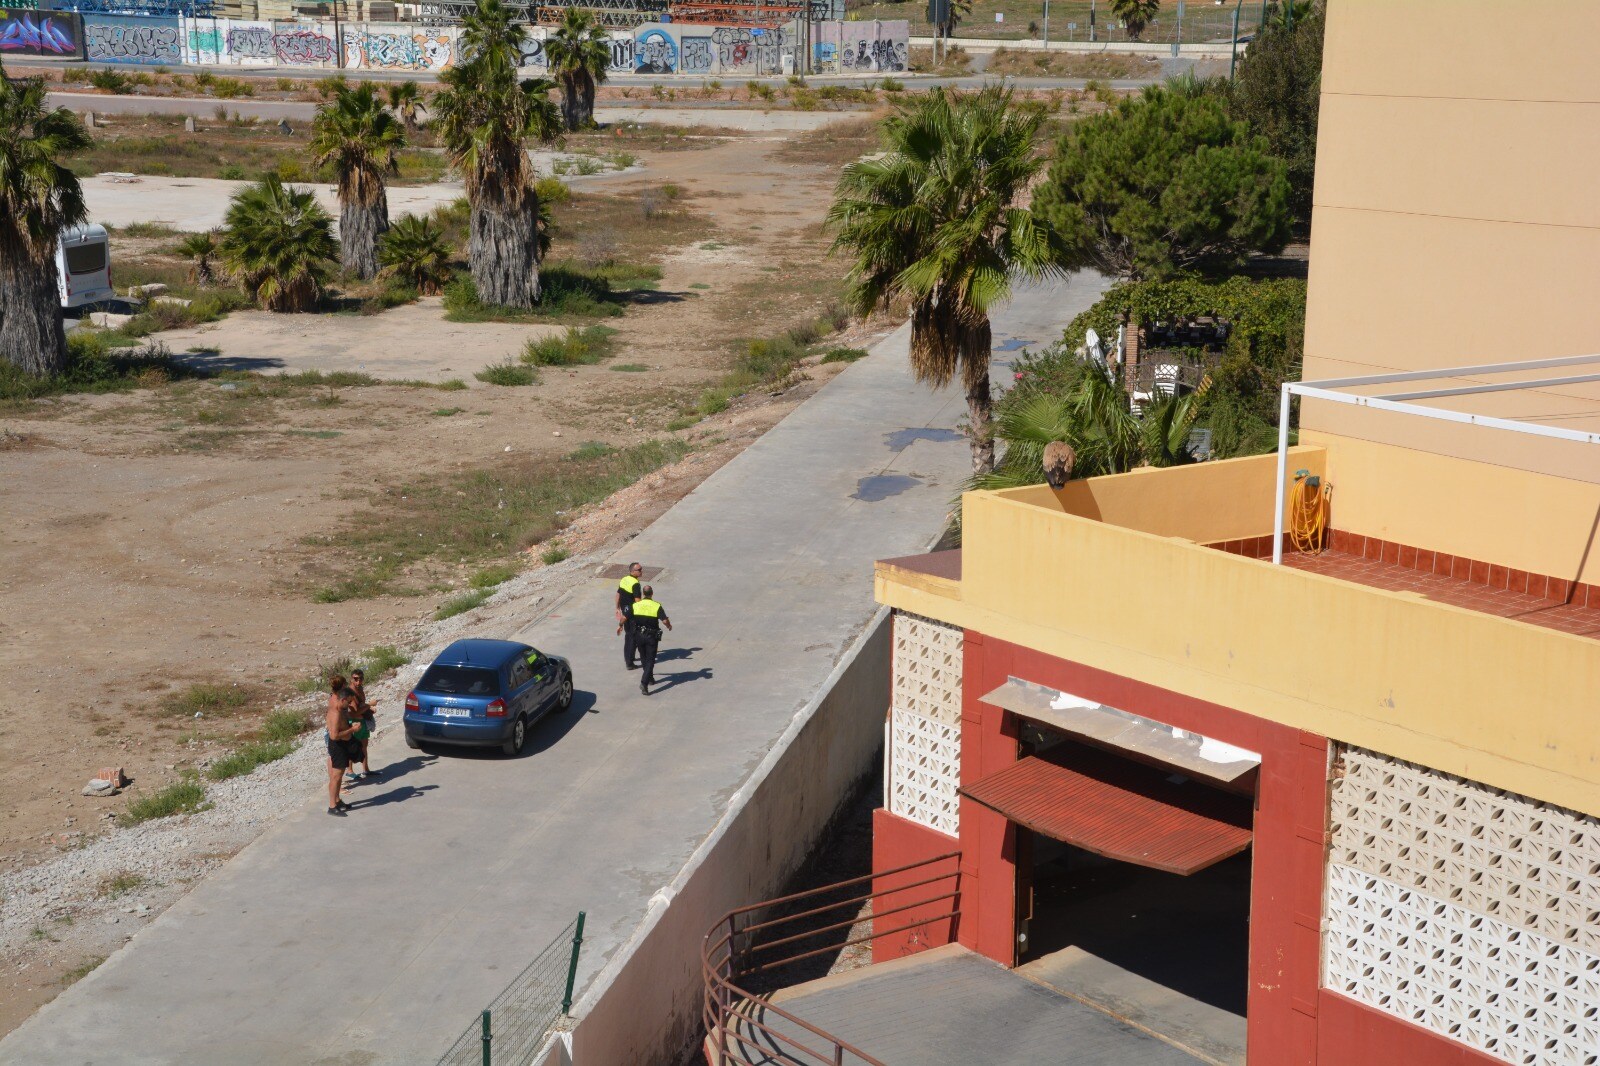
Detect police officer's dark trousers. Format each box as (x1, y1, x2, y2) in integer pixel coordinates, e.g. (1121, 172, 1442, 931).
(622, 622, 638, 669)
(638, 630, 660, 688)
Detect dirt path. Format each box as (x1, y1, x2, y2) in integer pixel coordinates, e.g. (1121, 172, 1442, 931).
(0, 117, 890, 1035)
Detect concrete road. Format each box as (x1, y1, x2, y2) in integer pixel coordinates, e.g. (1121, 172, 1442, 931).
(0, 273, 1108, 1065)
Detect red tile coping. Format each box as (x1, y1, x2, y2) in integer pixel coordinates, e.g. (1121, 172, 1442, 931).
(1205, 531, 1599, 608)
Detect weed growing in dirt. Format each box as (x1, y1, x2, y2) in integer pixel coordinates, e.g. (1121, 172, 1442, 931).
(207, 740, 293, 781)
(665, 415, 699, 431)
(821, 347, 868, 363)
(610, 364, 648, 373)
(470, 563, 519, 589)
(431, 407, 465, 417)
(361, 645, 410, 677)
(690, 309, 847, 416)
(305, 439, 690, 600)
(435, 588, 492, 620)
(436, 379, 468, 391)
(97, 872, 146, 899)
(0, 334, 190, 404)
(102, 291, 252, 346)
(159, 683, 252, 719)
(521, 325, 617, 367)
(263, 709, 312, 741)
(120, 780, 209, 825)
(475, 360, 540, 386)
(61, 956, 107, 986)
(540, 545, 570, 564)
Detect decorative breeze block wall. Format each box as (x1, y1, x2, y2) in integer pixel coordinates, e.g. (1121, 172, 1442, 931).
(888, 611, 963, 838)
(1323, 745, 1600, 1065)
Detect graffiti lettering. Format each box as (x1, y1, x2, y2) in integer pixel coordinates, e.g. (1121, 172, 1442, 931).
(518, 37, 546, 68)
(226, 24, 275, 60)
(274, 27, 334, 65)
(86, 22, 180, 64)
(347, 28, 452, 70)
(711, 25, 783, 72)
(606, 36, 634, 73)
(679, 35, 711, 74)
(1, 12, 77, 55)
(840, 37, 906, 73)
(187, 26, 222, 56)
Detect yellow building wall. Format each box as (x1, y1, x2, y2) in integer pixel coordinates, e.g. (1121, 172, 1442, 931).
(1303, 1, 1600, 484)
(1312, 432, 1600, 585)
(996, 447, 1324, 544)
(883, 491, 1600, 817)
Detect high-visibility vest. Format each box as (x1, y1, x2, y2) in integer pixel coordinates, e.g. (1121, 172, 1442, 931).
(631, 598, 663, 618)
(619, 575, 641, 596)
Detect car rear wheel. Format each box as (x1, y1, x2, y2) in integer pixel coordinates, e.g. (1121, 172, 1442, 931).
(405, 732, 421, 750)
(501, 715, 527, 757)
(557, 674, 574, 712)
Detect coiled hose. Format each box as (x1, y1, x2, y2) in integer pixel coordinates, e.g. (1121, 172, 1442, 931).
(1289, 472, 1328, 554)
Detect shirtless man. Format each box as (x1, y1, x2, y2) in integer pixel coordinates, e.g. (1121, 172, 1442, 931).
(325, 687, 358, 816)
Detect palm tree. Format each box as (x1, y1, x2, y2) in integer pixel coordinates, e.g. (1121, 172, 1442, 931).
(828, 87, 1065, 474)
(1111, 0, 1161, 41)
(0, 68, 90, 377)
(218, 176, 339, 312)
(310, 81, 404, 280)
(544, 8, 611, 133)
(175, 231, 220, 285)
(378, 214, 453, 295)
(385, 81, 426, 138)
(430, 0, 561, 309)
(973, 361, 1201, 492)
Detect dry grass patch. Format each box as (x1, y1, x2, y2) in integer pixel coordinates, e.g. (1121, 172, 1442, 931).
(986, 48, 1161, 80)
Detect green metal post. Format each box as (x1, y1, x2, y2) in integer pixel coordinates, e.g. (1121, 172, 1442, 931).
(562, 912, 587, 1016)
(480, 1009, 491, 1066)
(1229, 0, 1243, 79)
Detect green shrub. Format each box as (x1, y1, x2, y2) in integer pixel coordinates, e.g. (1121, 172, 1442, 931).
(470, 563, 519, 589)
(521, 325, 617, 366)
(821, 347, 868, 364)
(159, 682, 251, 718)
(89, 69, 132, 94)
(120, 780, 208, 825)
(360, 644, 410, 677)
(443, 266, 638, 323)
(475, 360, 539, 386)
(609, 363, 648, 373)
(540, 545, 570, 564)
(533, 176, 571, 205)
(207, 739, 294, 781)
(435, 588, 492, 620)
(262, 710, 311, 742)
(0, 334, 188, 401)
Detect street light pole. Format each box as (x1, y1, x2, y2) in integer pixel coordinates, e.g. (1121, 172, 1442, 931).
(1228, 0, 1243, 79)
(1042, 0, 1049, 49)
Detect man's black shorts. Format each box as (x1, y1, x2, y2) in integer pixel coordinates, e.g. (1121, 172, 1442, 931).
(326, 735, 357, 768)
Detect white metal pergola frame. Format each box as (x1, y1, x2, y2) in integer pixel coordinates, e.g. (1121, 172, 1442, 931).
(1272, 354, 1600, 564)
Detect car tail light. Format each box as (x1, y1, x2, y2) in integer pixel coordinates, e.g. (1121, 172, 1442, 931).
(405, 691, 419, 714)
(486, 698, 508, 718)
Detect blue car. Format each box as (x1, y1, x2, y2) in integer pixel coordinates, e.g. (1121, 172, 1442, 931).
(403, 638, 574, 756)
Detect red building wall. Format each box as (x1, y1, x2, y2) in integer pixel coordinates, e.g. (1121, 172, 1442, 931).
(872, 624, 1519, 1066)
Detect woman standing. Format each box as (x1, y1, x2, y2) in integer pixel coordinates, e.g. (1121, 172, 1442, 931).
(348, 669, 379, 782)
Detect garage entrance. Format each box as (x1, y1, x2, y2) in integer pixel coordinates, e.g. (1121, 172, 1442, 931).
(961, 700, 1257, 1065)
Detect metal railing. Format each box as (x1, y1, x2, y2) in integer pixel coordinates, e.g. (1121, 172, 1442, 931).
(437, 912, 586, 1066)
(702, 853, 961, 1066)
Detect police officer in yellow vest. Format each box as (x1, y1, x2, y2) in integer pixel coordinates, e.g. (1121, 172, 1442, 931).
(628, 586, 672, 695)
(616, 561, 644, 669)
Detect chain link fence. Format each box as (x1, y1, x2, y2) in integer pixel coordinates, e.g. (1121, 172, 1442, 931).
(864, 0, 1278, 47)
(437, 913, 586, 1066)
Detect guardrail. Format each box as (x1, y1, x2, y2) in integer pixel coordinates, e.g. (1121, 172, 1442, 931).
(701, 852, 961, 1066)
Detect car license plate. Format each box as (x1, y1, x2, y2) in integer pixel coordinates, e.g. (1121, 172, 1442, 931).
(435, 706, 471, 718)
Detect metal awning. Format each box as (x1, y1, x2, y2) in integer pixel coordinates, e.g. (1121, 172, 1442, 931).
(960, 746, 1254, 876)
(979, 678, 1261, 788)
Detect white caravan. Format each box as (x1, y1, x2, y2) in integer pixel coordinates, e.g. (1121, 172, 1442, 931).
(57, 224, 114, 309)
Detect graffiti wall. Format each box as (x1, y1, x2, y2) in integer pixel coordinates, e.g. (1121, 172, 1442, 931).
(342, 24, 456, 72)
(84, 14, 179, 65)
(0, 9, 82, 58)
(65, 16, 897, 77)
(813, 20, 908, 75)
(272, 20, 336, 67)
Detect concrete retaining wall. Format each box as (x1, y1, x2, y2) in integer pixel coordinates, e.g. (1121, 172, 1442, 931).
(551, 609, 892, 1065)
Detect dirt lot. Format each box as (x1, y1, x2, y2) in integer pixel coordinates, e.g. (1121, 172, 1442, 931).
(0, 112, 891, 1031)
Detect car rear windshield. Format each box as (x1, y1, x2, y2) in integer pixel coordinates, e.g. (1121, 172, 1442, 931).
(417, 665, 499, 696)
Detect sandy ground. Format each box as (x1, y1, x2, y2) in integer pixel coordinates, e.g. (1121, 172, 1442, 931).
(81, 173, 468, 233)
(0, 115, 888, 1033)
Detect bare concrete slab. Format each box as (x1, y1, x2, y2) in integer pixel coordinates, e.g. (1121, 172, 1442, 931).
(80, 172, 465, 233)
(0, 274, 1109, 1065)
(742, 945, 1205, 1065)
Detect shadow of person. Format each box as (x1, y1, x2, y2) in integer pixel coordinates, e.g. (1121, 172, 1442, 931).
(348, 783, 439, 810)
(364, 753, 436, 784)
(654, 646, 703, 664)
(653, 668, 712, 693)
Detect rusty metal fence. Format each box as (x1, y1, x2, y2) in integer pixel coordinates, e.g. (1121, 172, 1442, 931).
(702, 853, 961, 1066)
(437, 912, 585, 1066)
